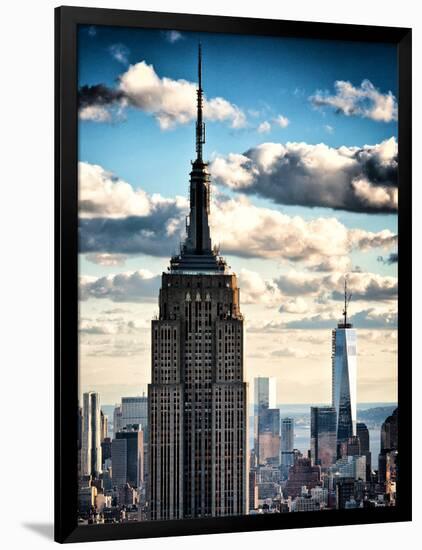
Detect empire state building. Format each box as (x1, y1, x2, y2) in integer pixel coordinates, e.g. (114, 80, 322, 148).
(148, 46, 248, 520)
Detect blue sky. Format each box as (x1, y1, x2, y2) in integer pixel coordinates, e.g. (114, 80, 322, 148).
(77, 25, 398, 404)
(78, 25, 397, 198)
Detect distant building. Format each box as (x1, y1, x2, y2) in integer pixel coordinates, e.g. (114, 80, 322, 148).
(100, 469, 113, 492)
(356, 422, 370, 452)
(113, 405, 123, 438)
(101, 437, 112, 469)
(249, 469, 258, 511)
(256, 464, 281, 500)
(81, 392, 102, 478)
(254, 377, 277, 463)
(258, 406, 280, 465)
(378, 408, 398, 486)
(333, 455, 366, 481)
(100, 410, 108, 441)
(310, 406, 336, 469)
(381, 408, 398, 452)
(79, 485, 97, 514)
(385, 449, 398, 498)
(293, 495, 320, 512)
(254, 377, 276, 410)
(78, 405, 82, 475)
(111, 438, 127, 488)
(118, 483, 137, 507)
(280, 417, 294, 453)
(332, 281, 357, 447)
(121, 396, 148, 437)
(280, 419, 298, 478)
(356, 422, 371, 478)
(284, 458, 321, 498)
(95, 493, 112, 513)
(336, 478, 355, 509)
(310, 486, 328, 507)
(340, 435, 361, 458)
(112, 425, 144, 489)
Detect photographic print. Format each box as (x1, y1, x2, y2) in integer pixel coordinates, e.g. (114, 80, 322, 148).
(55, 10, 410, 541)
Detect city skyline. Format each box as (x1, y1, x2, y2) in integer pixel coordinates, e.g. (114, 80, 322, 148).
(78, 26, 398, 406)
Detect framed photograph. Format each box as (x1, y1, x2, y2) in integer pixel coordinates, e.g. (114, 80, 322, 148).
(55, 6, 412, 543)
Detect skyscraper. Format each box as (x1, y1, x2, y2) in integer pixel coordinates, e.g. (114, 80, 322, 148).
(113, 404, 123, 438)
(378, 408, 398, 487)
(284, 458, 321, 499)
(254, 377, 276, 411)
(100, 410, 108, 441)
(121, 396, 148, 436)
(257, 407, 280, 466)
(112, 425, 144, 488)
(81, 391, 102, 478)
(253, 377, 277, 464)
(356, 422, 371, 479)
(280, 417, 294, 453)
(280, 417, 295, 478)
(380, 407, 398, 451)
(332, 280, 357, 447)
(310, 406, 337, 469)
(148, 45, 248, 521)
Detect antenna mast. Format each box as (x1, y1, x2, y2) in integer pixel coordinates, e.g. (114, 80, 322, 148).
(342, 276, 352, 327)
(196, 43, 205, 161)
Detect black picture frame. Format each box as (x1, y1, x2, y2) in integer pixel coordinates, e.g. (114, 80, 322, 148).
(55, 5, 412, 544)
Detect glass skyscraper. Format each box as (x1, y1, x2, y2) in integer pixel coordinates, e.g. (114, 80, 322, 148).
(332, 319, 357, 446)
(254, 377, 276, 412)
(121, 396, 148, 436)
(253, 377, 278, 465)
(310, 406, 337, 469)
(280, 417, 294, 452)
(280, 417, 295, 478)
(81, 391, 102, 478)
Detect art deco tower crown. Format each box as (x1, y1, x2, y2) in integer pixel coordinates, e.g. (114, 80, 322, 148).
(170, 44, 227, 273)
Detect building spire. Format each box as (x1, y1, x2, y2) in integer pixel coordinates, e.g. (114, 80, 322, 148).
(342, 276, 352, 327)
(169, 44, 227, 273)
(196, 42, 205, 161)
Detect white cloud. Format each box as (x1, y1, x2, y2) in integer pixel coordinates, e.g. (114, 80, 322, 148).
(79, 270, 160, 302)
(79, 161, 188, 219)
(164, 30, 184, 43)
(79, 105, 112, 122)
(79, 161, 396, 265)
(79, 162, 153, 218)
(279, 297, 308, 314)
(257, 121, 271, 134)
(210, 138, 398, 213)
(118, 61, 246, 130)
(310, 79, 397, 122)
(238, 269, 282, 306)
(274, 114, 290, 128)
(85, 253, 128, 266)
(271, 346, 315, 358)
(352, 177, 398, 210)
(275, 270, 397, 302)
(211, 195, 396, 264)
(109, 43, 130, 64)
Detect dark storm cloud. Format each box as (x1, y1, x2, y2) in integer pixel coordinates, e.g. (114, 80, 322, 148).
(331, 279, 398, 301)
(78, 84, 126, 109)
(377, 252, 398, 265)
(79, 215, 182, 257)
(80, 271, 161, 303)
(211, 138, 398, 213)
